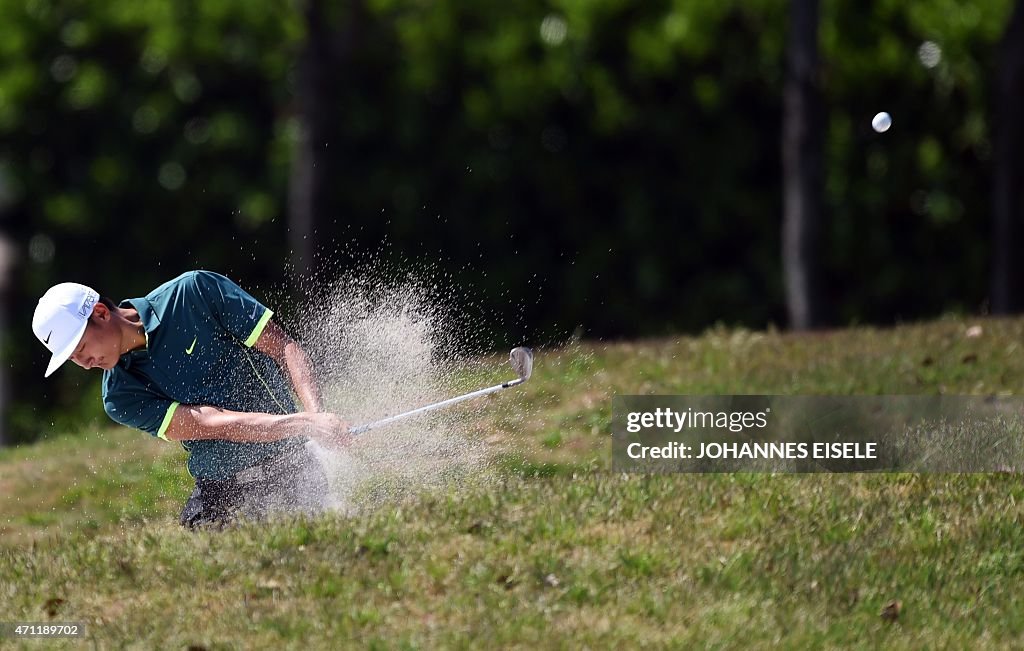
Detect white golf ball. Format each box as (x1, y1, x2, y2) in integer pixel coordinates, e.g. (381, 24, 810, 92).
(872, 112, 892, 133)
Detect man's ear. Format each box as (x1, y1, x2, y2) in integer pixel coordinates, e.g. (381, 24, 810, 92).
(91, 302, 110, 322)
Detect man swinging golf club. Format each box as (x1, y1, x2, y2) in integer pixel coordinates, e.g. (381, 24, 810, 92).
(32, 270, 351, 529)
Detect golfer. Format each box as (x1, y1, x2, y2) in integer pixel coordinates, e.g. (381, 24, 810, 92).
(31, 270, 349, 529)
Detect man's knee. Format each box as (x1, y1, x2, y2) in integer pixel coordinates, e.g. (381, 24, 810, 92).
(179, 481, 238, 530)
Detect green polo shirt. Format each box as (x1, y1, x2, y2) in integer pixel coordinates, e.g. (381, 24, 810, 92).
(102, 270, 306, 480)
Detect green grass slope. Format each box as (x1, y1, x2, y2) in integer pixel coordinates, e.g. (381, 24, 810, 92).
(3, 316, 1024, 649)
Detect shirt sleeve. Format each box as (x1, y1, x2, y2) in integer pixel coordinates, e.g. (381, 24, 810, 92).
(103, 375, 179, 442)
(190, 270, 274, 347)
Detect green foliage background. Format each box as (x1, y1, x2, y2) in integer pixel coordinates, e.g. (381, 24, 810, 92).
(0, 0, 1013, 440)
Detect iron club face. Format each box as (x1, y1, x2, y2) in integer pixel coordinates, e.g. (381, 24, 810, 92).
(509, 347, 533, 382)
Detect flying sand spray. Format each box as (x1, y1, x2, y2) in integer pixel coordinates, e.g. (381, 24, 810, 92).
(283, 266, 539, 514)
(308, 345, 534, 513)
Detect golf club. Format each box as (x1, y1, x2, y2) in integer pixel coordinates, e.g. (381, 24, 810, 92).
(347, 347, 534, 435)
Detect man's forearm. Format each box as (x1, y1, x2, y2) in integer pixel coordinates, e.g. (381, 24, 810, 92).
(168, 405, 312, 443)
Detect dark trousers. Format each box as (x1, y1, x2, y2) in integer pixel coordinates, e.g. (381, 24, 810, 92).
(179, 444, 329, 529)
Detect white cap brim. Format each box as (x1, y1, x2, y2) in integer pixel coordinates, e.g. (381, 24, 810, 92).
(44, 317, 89, 377)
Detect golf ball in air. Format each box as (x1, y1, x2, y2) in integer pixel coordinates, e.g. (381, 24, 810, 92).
(872, 112, 892, 133)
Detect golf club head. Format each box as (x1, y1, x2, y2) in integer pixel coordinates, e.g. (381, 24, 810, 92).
(509, 347, 533, 382)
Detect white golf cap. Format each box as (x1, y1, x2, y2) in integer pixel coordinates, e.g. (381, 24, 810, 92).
(32, 282, 100, 377)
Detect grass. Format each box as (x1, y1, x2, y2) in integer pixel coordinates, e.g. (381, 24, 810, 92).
(3, 315, 1024, 648)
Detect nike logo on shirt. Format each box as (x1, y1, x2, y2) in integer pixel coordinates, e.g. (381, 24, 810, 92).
(185, 336, 197, 355)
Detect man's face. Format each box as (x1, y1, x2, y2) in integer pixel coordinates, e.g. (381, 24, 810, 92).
(69, 304, 121, 371)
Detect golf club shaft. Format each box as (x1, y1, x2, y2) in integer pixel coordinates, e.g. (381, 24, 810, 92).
(348, 378, 523, 435)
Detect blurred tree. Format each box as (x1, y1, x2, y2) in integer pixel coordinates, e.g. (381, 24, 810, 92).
(782, 0, 824, 329)
(0, 0, 303, 443)
(992, 0, 1024, 313)
(0, 0, 1015, 443)
(818, 0, 1008, 323)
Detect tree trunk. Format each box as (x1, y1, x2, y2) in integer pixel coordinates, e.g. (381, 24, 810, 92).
(781, 0, 824, 330)
(0, 234, 14, 446)
(289, 0, 331, 281)
(992, 0, 1024, 314)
